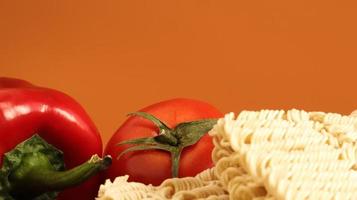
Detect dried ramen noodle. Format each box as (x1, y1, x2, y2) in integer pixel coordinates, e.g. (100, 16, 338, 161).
(97, 110, 357, 200)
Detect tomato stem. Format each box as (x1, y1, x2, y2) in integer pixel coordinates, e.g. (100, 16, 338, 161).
(171, 148, 183, 177)
(117, 112, 218, 179)
(155, 131, 178, 146)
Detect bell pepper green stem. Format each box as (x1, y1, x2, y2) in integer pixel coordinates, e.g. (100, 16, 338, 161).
(9, 154, 112, 199)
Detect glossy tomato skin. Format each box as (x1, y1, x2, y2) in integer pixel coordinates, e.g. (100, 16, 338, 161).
(104, 98, 222, 185)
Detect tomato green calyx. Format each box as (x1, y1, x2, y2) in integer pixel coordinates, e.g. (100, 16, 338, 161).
(0, 135, 112, 200)
(117, 112, 217, 178)
(127, 112, 178, 145)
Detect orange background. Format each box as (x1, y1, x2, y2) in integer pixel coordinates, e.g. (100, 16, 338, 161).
(1, 0, 356, 144)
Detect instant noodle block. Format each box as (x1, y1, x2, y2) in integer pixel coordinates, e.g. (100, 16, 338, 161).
(97, 109, 357, 200)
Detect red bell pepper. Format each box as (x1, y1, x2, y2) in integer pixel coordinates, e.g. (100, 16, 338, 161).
(0, 78, 109, 200)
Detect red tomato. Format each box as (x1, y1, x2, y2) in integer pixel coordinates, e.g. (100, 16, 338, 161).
(104, 98, 222, 185)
